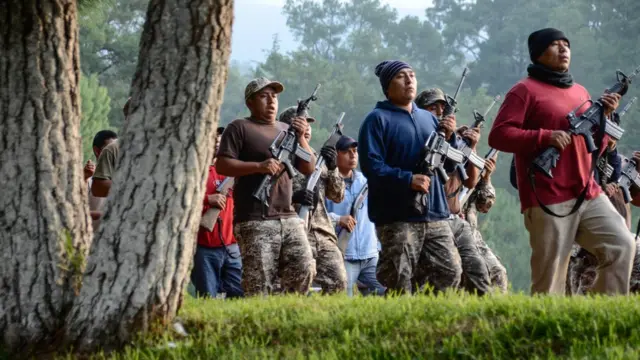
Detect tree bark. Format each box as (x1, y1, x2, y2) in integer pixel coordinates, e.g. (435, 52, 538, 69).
(66, 0, 233, 351)
(0, 0, 91, 352)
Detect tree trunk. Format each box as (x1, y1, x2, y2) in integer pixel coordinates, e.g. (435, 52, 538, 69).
(66, 0, 233, 351)
(0, 0, 91, 352)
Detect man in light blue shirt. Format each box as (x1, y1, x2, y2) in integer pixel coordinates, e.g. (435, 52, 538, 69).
(326, 136, 386, 296)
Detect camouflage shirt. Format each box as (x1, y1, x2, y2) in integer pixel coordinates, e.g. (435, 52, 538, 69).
(292, 161, 345, 241)
(463, 178, 496, 231)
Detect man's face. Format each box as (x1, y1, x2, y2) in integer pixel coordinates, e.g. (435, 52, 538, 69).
(337, 146, 358, 171)
(93, 137, 116, 159)
(426, 101, 446, 120)
(537, 39, 571, 72)
(304, 123, 312, 142)
(387, 68, 417, 105)
(214, 134, 222, 155)
(476, 199, 494, 214)
(247, 87, 278, 122)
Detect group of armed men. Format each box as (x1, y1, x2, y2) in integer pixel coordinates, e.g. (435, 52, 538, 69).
(85, 27, 640, 298)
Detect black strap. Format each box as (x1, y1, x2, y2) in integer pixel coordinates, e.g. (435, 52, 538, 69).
(447, 185, 462, 199)
(528, 168, 591, 218)
(635, 217, 640, 241)
(527, 107, 607, 218)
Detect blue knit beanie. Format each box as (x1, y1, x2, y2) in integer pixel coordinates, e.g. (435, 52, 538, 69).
(374, 60, 412, 96)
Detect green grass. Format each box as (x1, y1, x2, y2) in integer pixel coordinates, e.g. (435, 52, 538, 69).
(68, 292, 640, 360)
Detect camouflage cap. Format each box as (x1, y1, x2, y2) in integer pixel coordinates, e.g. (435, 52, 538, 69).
(244, 77, 284, 101)
(415, 88, 446, 109)
(278, 106, 316, 125)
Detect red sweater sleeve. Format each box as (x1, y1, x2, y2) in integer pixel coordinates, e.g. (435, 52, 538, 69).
(488, 83, 554, 154)
(632, 192, 640, 207)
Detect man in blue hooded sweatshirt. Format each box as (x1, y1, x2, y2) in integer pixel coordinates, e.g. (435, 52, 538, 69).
(358, 60, 463, 294)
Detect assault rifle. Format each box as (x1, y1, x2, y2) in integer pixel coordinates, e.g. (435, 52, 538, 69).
(617, 155, 640, 203)
(199, 177, 234, 231)
(597, 96, 637, 184)
(252, 85, 320, 208)
(459, 148, 499, 208)
(532, 66, 640, 178)
(337, 183, 368, 254)
(298, 112, 345, 220)
(411, 68, 469, 215)
(456, 94, 502, 172)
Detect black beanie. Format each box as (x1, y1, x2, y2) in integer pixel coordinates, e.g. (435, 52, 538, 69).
(374, 60, 412, 96)
(527, 28, 570, 63)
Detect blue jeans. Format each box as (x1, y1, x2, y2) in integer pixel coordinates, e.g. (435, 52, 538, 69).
(191, 244, 244, 298)
(344, 256, 386, 296)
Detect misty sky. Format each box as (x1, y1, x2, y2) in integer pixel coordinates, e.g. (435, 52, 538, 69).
(243, 0, 432, 8)
(230, 0, 433, 63)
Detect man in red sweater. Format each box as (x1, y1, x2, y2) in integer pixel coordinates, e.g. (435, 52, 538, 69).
(191, 126, 243, 298)
(488, 28, 635, 295)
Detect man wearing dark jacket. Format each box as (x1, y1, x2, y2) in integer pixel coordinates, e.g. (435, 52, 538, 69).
(488, 28, 634, 295)
(358, 60, 462, 294)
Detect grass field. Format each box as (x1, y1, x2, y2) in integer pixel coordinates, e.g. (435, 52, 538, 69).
(64, 291, 640, 360)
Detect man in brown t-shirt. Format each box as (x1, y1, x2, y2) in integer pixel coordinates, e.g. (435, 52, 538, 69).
(216, 77, 317, 296)
(416, 88, 491, 295)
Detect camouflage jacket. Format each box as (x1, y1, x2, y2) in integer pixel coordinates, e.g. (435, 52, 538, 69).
(292, 161, 345, 241)
(463, 178, 496, 231)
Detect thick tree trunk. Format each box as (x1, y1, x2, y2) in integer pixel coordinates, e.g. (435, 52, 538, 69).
(66, 0, 233, 351)
(0, 0, 91, 352)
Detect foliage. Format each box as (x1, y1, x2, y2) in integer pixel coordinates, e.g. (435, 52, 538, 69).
(478, 188, 531, 292)
(53, 293, 640, 359)
(80, 73, 113, 162)
(79, 0, 147, 129)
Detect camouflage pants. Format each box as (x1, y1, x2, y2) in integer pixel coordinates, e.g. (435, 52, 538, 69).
(308, 230, 348, 294)
(473, 230, 508, 293)
(376, 220, 462, 294)
(449, 216, 491, 295)
(234, 218, 316, 296)
(568, 240, 640, 295)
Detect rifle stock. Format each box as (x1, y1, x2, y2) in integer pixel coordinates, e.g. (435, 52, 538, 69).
(337, 184, 368, 254)
(199, 177, 234, 231)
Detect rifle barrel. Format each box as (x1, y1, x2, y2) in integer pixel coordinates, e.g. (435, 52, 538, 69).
(483, 94, 501, 117)
(451, 67, 469, 102)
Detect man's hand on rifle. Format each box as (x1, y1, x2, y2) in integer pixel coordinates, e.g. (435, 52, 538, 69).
(461, 128, 480, 148)
(320, 146, 338, 170)
(549, 130, 572, 150)
(259, 158, 282, 175)
(440, 115, 457, 140)
(604, 183, 617, 198)
(633, 151, 640, 171)
(292, 189, 315, 207)
(338, 215, 357, 232)
(290, 116, 309, 140)
(208, 193, 226, 210)
(410, 174, 431, 193)
(482, 158, 496, 180)
(600, 92, 621, 116)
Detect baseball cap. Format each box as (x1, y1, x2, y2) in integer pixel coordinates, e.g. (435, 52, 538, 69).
(244, 77, 284, 101)
(278, 106, 316, 125)
(415, 88, 446, 109)
(336, 135, 358, 151)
